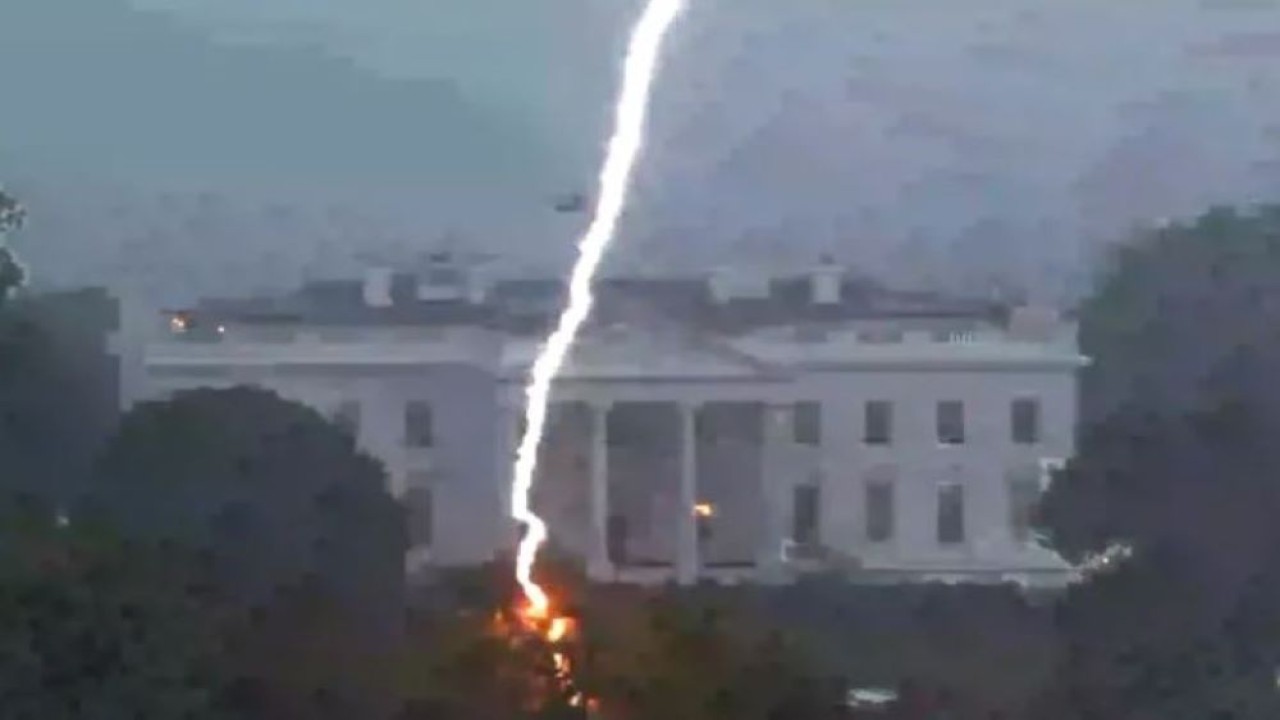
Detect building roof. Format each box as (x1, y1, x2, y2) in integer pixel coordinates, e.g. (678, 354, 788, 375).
(175, 270, 1008, 333)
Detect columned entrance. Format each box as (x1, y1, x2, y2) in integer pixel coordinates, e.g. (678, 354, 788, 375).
(528, 397, 787, 585)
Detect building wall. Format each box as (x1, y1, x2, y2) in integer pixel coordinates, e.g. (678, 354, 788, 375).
(792, 367, 1075, 574)
(122, 307, 1082, 582)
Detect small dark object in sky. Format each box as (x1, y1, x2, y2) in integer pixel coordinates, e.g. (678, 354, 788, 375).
(552, 192, 589, 214)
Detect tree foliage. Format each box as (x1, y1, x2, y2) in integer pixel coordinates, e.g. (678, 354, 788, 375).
(0, 290, 118, 508)
(85, 385, 405, 608)
(83, 385, 408, 719)
(1037, 204, 1280, 718)
(1076, 204, 1280, 424)
(399, 554, 845, 720)
(579, 589, 846, 720)
(0, 504, 231, 719)
(0, 189, 24, 235)
(0, 188, 28, 299)
(1045, 204, 1280, 565)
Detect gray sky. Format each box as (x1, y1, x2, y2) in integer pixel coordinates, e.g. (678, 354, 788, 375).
(4, 0, 1280, 302)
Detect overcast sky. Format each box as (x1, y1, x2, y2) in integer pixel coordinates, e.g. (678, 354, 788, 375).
(4, 0, 1280, 302)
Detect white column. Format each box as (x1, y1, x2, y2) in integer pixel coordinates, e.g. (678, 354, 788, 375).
(496, 395, 521, 559)
(757, 403, 792, 582)
(676, 401, 700, 585)
(588, 401, 614, 581)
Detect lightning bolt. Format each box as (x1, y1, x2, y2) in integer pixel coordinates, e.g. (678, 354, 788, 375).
(511, 0, 688, 616)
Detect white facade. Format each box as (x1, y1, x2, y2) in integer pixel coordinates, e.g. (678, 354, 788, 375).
(113, 263, 1087, 587)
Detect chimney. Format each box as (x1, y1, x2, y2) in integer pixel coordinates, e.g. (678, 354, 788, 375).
(363, 267, 393, 307)
(811, 255, 842, 305)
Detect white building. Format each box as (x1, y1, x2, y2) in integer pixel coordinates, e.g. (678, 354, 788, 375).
(113, 256, 1086, 587)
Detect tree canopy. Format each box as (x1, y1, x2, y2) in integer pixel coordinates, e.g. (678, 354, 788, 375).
(398, 554, 847, 720)
(1037, 204, 1280, 719)
(86, 385, 405, 608)
(0, 289, 118, 510)
(0, 503, 230, 719)
(83, 386, 408, 719)
(1045, 204, 1280, 566)
(0, 188, 27, 299)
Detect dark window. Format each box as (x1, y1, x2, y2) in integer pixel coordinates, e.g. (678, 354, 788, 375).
(859, 328, 903, 344)
(1008, 470, 1041, 543)
(333, 400, 360, 438)
(695, 411, 718, 444)
(794, 325, 828, 343)
(937, 401, 965, 445)
(864, 401, 893, 445)
(865, 480, 895, 542)
(404, 485, 433, 548)
(404, 401, 434, 447)
(937, 483, 965, 544)
(425, 267, 463, 286)
(793, 402, 822, 445)
(1011, 398, 1041, 445)
(607, 514, 628, 565)
(792, 483, 821, 546)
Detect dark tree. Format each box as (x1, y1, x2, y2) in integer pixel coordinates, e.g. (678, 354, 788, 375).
(399, 555, 846, 720)
(0, 189, 27, 300)
(0, 503, 230, 719)
(85, 386, 408, 719)
(0, 290, 119, 510)
(1036, 205, 1280, 718)
(1074, 205, 1280, 425)
(87, 385, 404, 603)
(0, 189, 23, 235)
(1043, 205, 1280, 567)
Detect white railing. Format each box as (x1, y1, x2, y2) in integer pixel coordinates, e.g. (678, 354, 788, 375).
(144, 332, 493, 367)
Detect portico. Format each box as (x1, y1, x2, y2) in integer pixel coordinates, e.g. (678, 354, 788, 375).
(522, 393, 795, 586)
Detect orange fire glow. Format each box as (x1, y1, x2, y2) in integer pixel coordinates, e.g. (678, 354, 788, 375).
(512, 597, 590, 713)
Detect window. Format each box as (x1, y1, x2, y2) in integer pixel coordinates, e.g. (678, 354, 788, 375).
(1008, 469, 1042, 543)
(865, 479, 895, 542)
(937, 483, 966, 545)
(859, 328, 903, 344)
(404, 401, 434, 448)
(793, 402, 822, 446)
(936, 401, 965, 445)
(793, 325, 828, 343)
(864, 401, 893, 445)
(1011, 398, 1041, 445)
(332, 400, 360, 438)
(792, 483, 821, 546)
(607, 514, 628, 565)
(695, 411, 719, 445)
(696, 511, 713, 545)
(403, 484, 434, 548)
